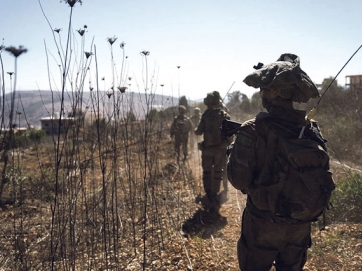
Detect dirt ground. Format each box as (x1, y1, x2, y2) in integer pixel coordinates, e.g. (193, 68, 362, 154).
(0, 140, 361, 270)
(172, 147, 362, 271)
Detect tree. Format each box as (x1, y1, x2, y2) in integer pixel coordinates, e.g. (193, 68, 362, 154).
(227, 91, 242, 104)
(318, 77, 346, 117)
(126, 110, 137, 122)
(250, 91, 262, 112)
(92, 118, 107, 131)
(147, 108, 159, 121)
(239, 94, 251, 113)
(225, 91, 242, 115)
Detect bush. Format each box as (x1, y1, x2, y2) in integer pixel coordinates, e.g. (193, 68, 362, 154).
(28, 129, 47, 142)
(13, 133, 29, 148)
(1, 129, 47, 149)
(329, 171, 362, 223)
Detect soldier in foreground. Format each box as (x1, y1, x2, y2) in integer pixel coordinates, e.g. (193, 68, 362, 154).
(195, 92, 230, 211)
(170, 105, 193, 162)
(227, 54, 335, 270)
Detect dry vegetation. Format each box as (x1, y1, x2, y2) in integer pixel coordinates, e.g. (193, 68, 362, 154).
(0, 127, 361, 270)
(1, 1, 362, 270)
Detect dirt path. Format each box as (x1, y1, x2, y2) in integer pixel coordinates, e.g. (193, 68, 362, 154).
(182, 149, 362, 271)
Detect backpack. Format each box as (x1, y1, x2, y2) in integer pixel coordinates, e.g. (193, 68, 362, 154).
(203, 108, 228, 146)
(228, 113, 335, 222)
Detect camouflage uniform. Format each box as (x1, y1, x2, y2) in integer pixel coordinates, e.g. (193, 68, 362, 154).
(195, 93, 230, 210)
(190, 107, 201, 128)
(170, 105, 193, 162)
(228, 54, 323, 271)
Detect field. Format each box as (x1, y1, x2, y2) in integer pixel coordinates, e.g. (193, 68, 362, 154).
(0, 123, 361, 270)
(1, 2, 361, 269)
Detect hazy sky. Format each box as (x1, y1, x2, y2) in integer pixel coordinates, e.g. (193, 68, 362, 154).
(1, 0, 361, 100)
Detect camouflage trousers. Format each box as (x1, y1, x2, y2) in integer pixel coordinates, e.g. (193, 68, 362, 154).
(238, 208, 311, 271)
(201, 145, 227, 199)
(174, 134, 189, 161)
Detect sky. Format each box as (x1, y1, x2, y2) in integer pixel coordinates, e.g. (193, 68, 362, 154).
(1, 0, 362, 101)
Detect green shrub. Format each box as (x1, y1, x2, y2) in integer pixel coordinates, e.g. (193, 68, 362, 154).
(1, 167, 27, 205)
(14, 133, 29, 148)
(92, 118, 107, 130)
(329, 171, 362, 223)
(28, 129, 47, 142)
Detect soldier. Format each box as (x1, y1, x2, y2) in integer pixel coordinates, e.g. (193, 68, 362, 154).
(227, 54, 333, 271)
(212, 91, 230, 192)
(195, 92, 230, 211)
(170, 105, 193, 162)
(190, 107, 201, 127)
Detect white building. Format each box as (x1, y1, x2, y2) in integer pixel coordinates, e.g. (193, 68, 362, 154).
(40, 114, 74, 135)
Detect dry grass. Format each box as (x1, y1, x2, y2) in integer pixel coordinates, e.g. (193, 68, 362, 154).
(0, 133, 361, 270)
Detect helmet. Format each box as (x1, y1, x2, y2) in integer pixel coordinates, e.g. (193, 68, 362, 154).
(194, 107, 201, 113)
(203, 92, 219, 106)
(178, 105, 187, 113)
(243, 53, 320, 103)
(212, 91, 221, 100)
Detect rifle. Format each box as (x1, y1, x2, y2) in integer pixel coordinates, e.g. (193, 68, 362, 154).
(222, 81, 235, 102)
(299, 44, 362, 138)
(221, 119, 242, 137)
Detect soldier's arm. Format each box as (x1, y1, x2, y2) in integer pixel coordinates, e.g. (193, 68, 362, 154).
(194, 117, 204, 136)
(227, 125, 258, 193)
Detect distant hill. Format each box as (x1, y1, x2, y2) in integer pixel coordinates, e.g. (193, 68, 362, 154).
(0, 90, 180, 128)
